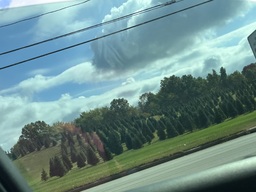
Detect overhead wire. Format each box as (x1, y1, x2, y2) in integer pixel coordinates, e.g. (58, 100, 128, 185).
(0, 0, 91, 29)
(0, 0, 213, 71)
(0, 0, 184, 56)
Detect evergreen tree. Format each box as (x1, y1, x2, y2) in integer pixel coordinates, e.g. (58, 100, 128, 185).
(243, 96, 254, 112)
(41, 168, 48, 181)
(49, 158, 56, 177)
(147, 119, 155, 133)
(53, 156, 67, 177)
(227, 101, 238, 118)
(214, 108, 226, 124)
(197, 109, 210, 128)
(176, 120, 185, 134)
(119, 128, 126, 144)
(131, 134, 143, 149)
(76, 134, 83, 146)
(125, 133, 133, 150)
(67, 131, 75, 146)
(107, 130, 123, 155)
(70, 150, 77, 163)
(146, 135, 152, 144)
(137, 131, 147, 144)
(179, 114, 193, 132)
(235, 99, 245, 115)
(87, 146, 100, 165)
(77, 152, 86, 168)
(61, 143, 68, 156)
(103, 145, 113, 161)
(49, 156, 67, 177)
(62, 153, 73, 171)
(157, 127, 166, 140)
(97, 130, 108, 145)
(166, 122, 178, 138)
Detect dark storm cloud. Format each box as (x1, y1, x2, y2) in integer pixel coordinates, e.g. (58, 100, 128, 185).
(91, 0, 250, 71)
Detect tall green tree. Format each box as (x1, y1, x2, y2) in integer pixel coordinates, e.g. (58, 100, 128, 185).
(86, 146, 100, 165)
(157, 127, 166, 140)
(107, 130, 123, 155)
(77, 152, 86, 168)
(110, 98, 130, 119)
(62, 153, 73, 171)
(41, 168, 48, 181)
(125, 133, 133, 150)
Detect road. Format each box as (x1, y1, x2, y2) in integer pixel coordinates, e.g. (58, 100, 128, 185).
(84, 132, 256, 192)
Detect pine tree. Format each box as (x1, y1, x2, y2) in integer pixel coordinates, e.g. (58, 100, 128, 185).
(243, 96, 254, 112)
(77, 152, 86, 168)
(76, 134, 83, 146)
(166, 122, 178, 138)
(103, 145, 113, 161)
(41, 168, 48, 181)
(214, 108, 226, 124)
(176, 120, 185, 134)
(107, 130, 123, 155)
(147, 119, 155, 133)
(197, 109, 210, 129)
(235, 99, 245, 115)
(132, 134, 143, 149)
(146, 135, 152, 144)
(49, 156, 67, 177)
(49, 158, 56, 177)
(125, 133, 133, 150)
(227, 101, 238, 118)
(62, 153, 73, 171)
(87, 146, 100, 165)
(53, 156, 67, 177)
(157, 127, 166, 140)
(70, 150, 77, 163)
(61, 143, 68, 156)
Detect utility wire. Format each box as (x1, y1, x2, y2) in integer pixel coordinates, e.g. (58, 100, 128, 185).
(0, 0, 213, 71)
(0, 0, 90, 29)
(0, 0, 183, 56)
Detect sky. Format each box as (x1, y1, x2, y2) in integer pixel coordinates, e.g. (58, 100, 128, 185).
(0, 0, 256, 150)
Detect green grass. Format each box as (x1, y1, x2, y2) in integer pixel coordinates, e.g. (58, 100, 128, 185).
(14, 145, 61, 185)
(15, 111, 256, 192)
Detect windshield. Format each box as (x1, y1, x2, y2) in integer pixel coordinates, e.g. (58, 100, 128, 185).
(1, 0, 256, 191)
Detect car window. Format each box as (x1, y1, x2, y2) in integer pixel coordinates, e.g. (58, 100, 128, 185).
(0, 0, 256, 192)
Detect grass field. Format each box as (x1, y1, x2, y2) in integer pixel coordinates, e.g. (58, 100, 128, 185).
(15, 111, 256, 192)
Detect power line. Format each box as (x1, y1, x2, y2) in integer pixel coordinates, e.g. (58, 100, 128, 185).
(0, 0, 183, 56)
(0, 0, 213, 71)
(0, 0, 90, 29)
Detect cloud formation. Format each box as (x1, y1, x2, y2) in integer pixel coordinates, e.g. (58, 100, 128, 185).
(91, 0, 251, 72)
(8, 0, 73, 8)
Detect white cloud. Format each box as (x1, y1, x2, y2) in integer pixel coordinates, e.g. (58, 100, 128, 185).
(122, 77, 135, 85)
(0, 0, 94, 41)
(27, 68, 51, 76)
(0, 62, 95, 96)
(8, 0, 73, 8)
(30, 2, 95, 40)
(91, 0, 252, 72)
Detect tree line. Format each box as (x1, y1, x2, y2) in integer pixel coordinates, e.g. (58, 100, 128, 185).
(75, 64, 256, 153)
(7, 63, 256, 180)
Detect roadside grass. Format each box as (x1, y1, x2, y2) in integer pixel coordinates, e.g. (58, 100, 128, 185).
(14, 145, 61, 185)
(16, 111, 256, 192)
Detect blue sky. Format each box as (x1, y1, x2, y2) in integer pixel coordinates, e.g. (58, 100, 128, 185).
(0, 0, 256, 150)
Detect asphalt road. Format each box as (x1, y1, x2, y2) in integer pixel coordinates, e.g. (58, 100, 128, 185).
(84, 132, 256, 192)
